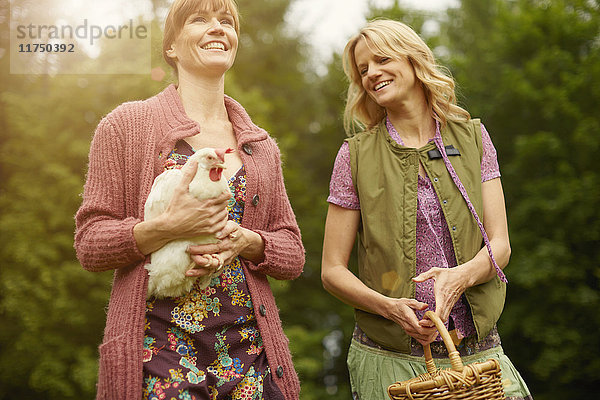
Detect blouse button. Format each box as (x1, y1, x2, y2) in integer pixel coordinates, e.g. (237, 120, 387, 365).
(242, 144, 253, 155)
(252, 194, 260, 206)
(259, 304, 266, 316)
(276, 366, 284, 378)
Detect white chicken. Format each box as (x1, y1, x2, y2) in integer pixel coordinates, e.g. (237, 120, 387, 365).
(144, 147, 234, 299)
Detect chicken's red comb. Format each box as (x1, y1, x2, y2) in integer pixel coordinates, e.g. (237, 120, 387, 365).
(215, 148, 235, 162)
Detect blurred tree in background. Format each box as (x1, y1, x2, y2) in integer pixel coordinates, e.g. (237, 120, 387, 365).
(441, 1, 600, 398)
(0, 1, 168, 397)
(0, 0, 599, 399)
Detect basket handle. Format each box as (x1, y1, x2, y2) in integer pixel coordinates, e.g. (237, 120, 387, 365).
(423, 311, 464, 373)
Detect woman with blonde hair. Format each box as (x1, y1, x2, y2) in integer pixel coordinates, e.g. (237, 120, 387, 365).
(75, 0, 304, 398)
(321, 19, 532, 399)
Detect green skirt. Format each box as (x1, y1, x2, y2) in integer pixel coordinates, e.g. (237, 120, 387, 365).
(348, 339, 532, 400)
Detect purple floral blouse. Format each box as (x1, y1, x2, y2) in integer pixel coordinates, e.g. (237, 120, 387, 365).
(328, 118, 501, 340)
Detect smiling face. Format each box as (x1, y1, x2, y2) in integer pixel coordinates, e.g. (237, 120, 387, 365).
(167, 8, 238, 77)
(353, 37, 421, 112)
(163, 0, 240, 77)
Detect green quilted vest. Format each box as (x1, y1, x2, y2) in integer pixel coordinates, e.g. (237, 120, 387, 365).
(347, 118, 506, 353)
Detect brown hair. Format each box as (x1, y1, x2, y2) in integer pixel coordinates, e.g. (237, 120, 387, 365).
(162, 0, 240, 72)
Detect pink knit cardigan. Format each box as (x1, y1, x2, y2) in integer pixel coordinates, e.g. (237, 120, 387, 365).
(75, 84, 305, 400)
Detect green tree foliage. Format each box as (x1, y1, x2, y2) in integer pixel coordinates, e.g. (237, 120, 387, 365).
(0, 1, 176, 398)
(439, 1, 600, 398)
(0, 3, 166, 399)
(283, 52, 353, 399)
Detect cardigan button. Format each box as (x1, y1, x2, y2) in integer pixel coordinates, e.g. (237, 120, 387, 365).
(452, 226, 457, 231)
(242, 144, 253, 155)
(443, 200, 448, 205)
(433, 177, 439, 182)
(252, 194, 260, 206)
(259, 304, 266, 316)
(276, 366, 284, 378)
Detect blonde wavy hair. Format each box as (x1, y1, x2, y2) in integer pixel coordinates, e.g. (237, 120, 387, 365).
(163, 0, 240, 73)
(342, 19, 470, 134)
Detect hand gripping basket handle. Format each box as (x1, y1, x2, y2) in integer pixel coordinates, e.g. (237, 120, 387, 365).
(388, 311, 505, 399)
(423, 311, 464, 373)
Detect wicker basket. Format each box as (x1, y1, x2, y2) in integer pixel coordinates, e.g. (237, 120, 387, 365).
(387, 311, 505, 400)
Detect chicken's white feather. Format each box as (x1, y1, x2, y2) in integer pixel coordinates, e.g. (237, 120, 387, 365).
(144, 147, 232, 299)
(144, 169, 182, 221)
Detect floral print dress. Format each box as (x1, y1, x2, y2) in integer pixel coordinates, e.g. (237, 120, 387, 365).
(142, 141, 283, 400)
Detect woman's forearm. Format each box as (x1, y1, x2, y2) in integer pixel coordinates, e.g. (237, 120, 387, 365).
(322, 263, 392, 318)
(321, 204, 392, 315)
(461, 177, 512, 287)
(459, 237, 511, 287)
(133, 215, 173, 255)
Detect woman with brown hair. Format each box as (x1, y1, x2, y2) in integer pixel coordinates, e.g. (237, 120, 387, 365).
(321, 19, 531, 399)
(75, 1, 304, 398)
